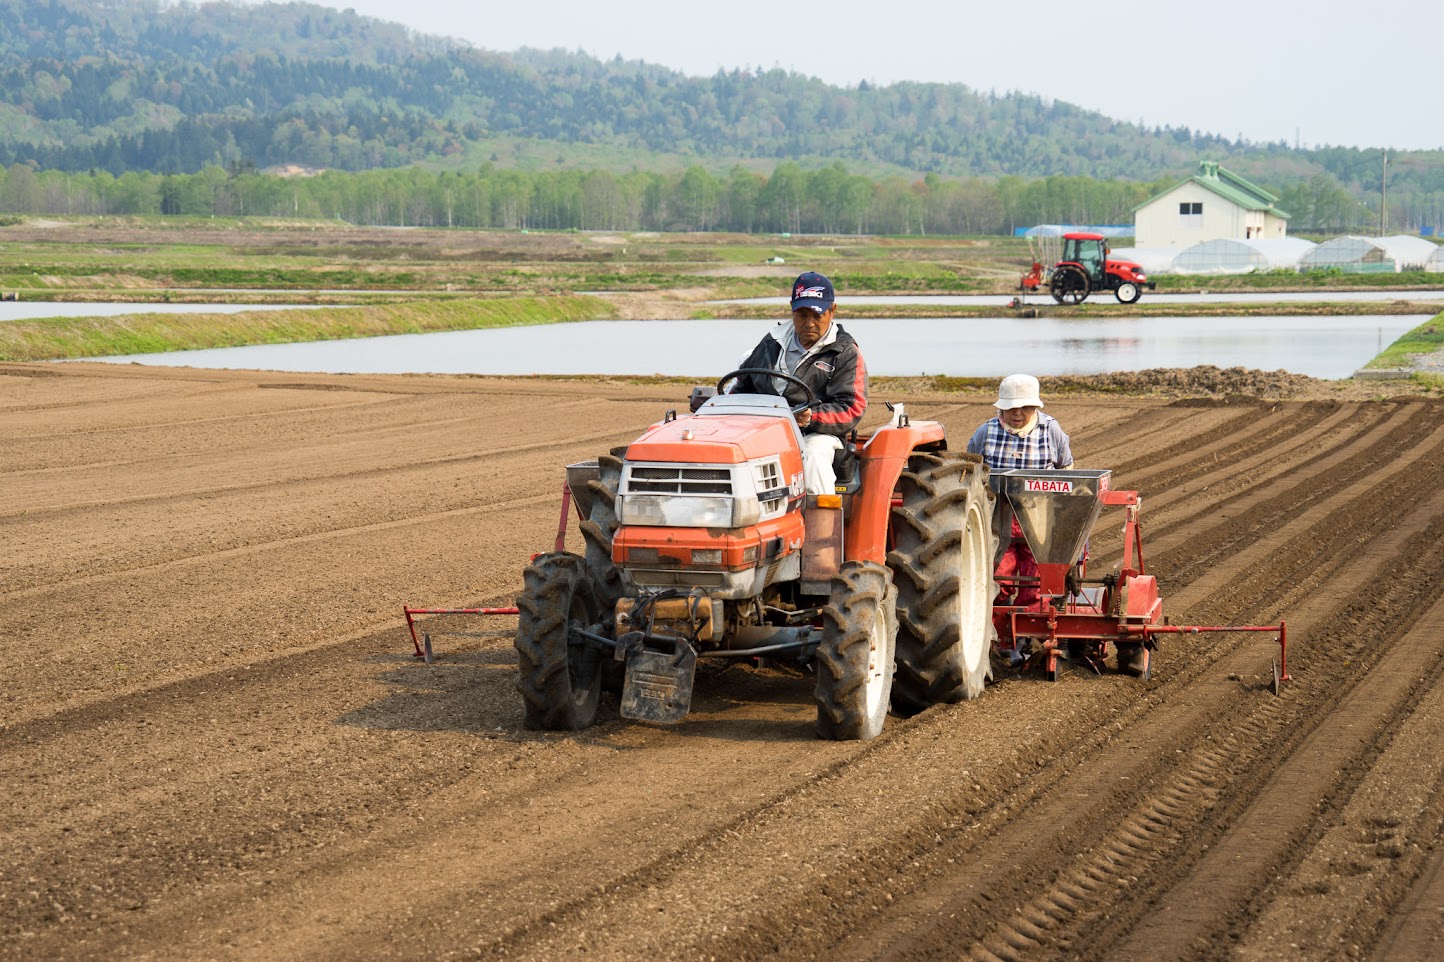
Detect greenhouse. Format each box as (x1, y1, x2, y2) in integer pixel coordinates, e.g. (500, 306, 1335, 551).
(1297, 235, 1439, 273)
(1427, 244, 1444, 272)
(1170, 237, 1316, 274)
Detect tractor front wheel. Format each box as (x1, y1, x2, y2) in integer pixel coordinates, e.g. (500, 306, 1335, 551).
(814, 561, 897, 741)
(1115, 281, 1141, 304)
(580, 451, 629, 693)
(888, 452, 997, 716)
(1050, 264, 1090, 305)
(580, 450, 629, 607)
(515, 552, 607, 730)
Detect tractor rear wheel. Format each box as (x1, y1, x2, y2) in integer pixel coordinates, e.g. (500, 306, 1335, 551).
(515, 552, 607, 730)
(1115, 281, 1141, 304)
(815, 561, 897, 741)
(887, 452, 997, 717)
(1050, 264, 1090, 305)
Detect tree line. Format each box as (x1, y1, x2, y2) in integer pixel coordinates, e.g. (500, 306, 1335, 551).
(0, 161, 1396, 236)
(2, 0, 1441, 230)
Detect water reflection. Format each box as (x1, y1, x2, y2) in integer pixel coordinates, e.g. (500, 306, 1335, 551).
(81, 313, 1428, 380)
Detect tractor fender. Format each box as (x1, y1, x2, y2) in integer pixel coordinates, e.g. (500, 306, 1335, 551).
(843, 419, 947, 564)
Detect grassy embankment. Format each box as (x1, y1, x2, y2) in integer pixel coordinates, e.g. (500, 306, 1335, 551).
(0, 297, 612, 362)
(1360, 313, 1444, 373)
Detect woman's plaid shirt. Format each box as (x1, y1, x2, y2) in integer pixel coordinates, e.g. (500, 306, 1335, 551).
(966, 413, 1073, 471)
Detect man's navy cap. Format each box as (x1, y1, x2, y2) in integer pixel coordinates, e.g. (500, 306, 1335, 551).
(790, 272, 835, 313)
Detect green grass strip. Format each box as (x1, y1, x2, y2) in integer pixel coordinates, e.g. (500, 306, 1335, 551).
(0, 295, 615, 361)
(1362, 310, 1444, 370)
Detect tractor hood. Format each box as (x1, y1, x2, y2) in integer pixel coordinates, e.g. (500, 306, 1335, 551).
(1106, 257, 1149, 281)
(628, 410, 803, 465)
(628, 393, 807, 465)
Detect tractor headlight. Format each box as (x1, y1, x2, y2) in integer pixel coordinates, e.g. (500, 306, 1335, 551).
(619, 494, 760, 528)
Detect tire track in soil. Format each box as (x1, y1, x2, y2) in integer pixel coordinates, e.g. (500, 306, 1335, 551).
(0, 425, 641, 526)
(1096, 500, 1444, 962)
(692, 419, 1444, 962)
(1232, 594, 1444, 962)
(1372, 806, 1444, 962)
(1, 490, 560, 602)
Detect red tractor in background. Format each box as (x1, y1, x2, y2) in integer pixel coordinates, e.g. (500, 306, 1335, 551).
(1020, 231, 1156, 305)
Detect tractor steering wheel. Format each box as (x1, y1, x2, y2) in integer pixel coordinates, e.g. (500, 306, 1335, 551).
(717, 367, 816, 417)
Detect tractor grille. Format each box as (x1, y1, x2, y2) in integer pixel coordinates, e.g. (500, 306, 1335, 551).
(627, 466, 733, 496)
(754, 458, 785, 503)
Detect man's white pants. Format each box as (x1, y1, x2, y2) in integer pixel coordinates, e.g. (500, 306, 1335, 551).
(801, 433, 843, 495)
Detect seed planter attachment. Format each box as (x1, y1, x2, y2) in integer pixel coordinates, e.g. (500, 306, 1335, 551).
(992, 468, 1289, 691)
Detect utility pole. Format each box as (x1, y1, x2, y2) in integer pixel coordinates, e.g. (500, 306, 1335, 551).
(1381, 150, 1388, 235)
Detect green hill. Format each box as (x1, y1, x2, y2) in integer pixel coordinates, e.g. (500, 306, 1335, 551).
(0, 0, 1440, 228)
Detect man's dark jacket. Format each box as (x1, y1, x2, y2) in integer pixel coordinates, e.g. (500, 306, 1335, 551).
(730, 322, 867, 438)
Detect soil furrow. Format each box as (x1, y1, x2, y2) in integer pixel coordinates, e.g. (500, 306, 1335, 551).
(4, 362, 1441, 962)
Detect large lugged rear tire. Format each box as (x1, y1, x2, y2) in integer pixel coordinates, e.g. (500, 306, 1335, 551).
(1050, 264, 1090, 305)
(888, 452, 997, 717)
(515, 552, 606, 731)
(814, 561, 897, 741)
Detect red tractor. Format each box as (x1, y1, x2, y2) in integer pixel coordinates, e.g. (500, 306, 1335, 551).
(512, 371, 997, 741)
(1020, 231, 1156, 305)
(406, 381, 1289, 737)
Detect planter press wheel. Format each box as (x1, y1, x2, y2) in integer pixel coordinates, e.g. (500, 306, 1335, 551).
(717, 368, 815, 416)
(1115, 281, 1142, 304)
(1116, 641, 1152, 681)
(1049, 264, 1090, 305)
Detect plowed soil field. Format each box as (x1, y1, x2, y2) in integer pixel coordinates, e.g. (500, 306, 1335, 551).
(5, 361, 1444, 962)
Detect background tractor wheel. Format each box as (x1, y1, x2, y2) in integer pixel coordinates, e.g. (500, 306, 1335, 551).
(1050, 264, 1090, 305)
(1115, 281, 1141, 304)
(887, 451, 997, 717)
(515, 552, 606, 730)
(814, 561, 897, 741)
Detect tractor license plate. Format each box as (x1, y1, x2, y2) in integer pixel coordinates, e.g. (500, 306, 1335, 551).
(620, 646, 697, 724)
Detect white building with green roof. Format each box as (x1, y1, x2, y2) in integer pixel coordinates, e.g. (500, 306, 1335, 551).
(1134, 161, 1290, 249)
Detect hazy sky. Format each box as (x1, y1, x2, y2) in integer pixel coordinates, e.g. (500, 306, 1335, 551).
(302, 0, 1439, 151)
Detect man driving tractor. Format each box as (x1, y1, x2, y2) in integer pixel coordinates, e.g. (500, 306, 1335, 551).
(729, 271, 868, 494)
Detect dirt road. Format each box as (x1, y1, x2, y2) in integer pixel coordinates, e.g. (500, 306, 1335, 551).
(4, 361, 1444, 962)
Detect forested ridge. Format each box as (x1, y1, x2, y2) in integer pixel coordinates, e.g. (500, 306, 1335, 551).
(0, 0, 1440, 231)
